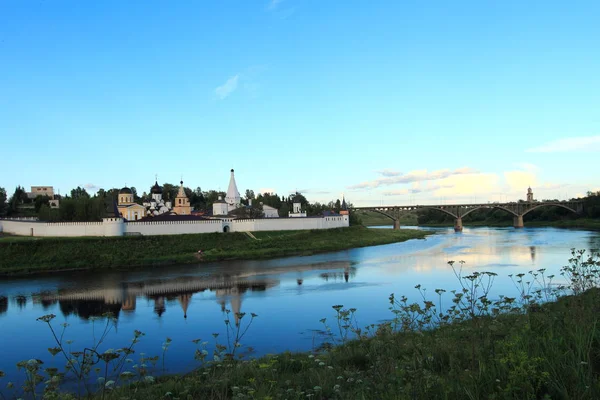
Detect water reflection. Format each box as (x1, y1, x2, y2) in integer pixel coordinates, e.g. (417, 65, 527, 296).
(14, 262, 356, 322)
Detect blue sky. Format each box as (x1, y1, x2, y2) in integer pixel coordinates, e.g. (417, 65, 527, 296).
(1, 0, 599, 206)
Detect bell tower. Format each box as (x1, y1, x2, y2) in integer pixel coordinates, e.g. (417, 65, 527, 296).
(173, 180, 192, 215)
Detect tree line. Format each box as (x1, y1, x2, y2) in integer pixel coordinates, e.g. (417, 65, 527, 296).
(0, 184, 359, 224)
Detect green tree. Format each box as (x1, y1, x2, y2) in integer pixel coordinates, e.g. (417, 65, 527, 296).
(70, 186, 90, 200)
(256, 192, 283, 210)
(245, 189, 255, 200)
(0, 187, 7, 217)
(38, 204, 60, 221)
(229, 204, 264, 219)
(204, 190, 226, 209)
(34, 195, 51, 213)
(59, 198, 76, 221)
(190, 187, 206, 210)
(8, 186, 29, 215)
(162, 183, 177, 202)
(130, 187, 141, 203)
(278, 202, 290, 217)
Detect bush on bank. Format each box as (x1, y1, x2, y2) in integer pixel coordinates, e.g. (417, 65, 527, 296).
(0, 226, 429, 275)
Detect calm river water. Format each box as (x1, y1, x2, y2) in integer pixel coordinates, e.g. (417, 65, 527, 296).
(0, 226, 599, 389)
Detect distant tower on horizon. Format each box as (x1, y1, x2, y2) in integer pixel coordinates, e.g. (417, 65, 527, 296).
(527, 187, 534, 202)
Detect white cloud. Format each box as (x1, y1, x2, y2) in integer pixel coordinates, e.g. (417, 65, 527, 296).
(84, 183, 99, 191)
(526, 135, 600, 153)
(344, 163, 597, 206)
(376, 169, 402, 177)
(267, 0, 283, 10)
(347, 167, 478, 190)
(258, 188, 277, 195)
(383, 188, 427, 196)
(296, 188, 331, 195)
(504, 170, 537, 193)
(514, 163, 539, 172)
(215, 75, 239, 100)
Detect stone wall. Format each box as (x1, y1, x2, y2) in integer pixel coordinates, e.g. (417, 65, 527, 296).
(0, 215, 350, 237)
(124, 220, 223, 236)
(0, 219, 107, 237)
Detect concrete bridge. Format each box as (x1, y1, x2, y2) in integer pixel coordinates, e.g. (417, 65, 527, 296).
(352, 200, 584, 231)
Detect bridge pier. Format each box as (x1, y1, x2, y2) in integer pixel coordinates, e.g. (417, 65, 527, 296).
(393, 220, 401, 230)
(514, 215, 524, 229)
(454, 218, 463, 232)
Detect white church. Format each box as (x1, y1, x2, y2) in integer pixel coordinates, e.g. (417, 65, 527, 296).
(211, 169, 300, 218)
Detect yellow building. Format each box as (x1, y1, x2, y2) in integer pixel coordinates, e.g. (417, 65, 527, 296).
(117, 187, 146, 221)
(172, 180, 192, 215)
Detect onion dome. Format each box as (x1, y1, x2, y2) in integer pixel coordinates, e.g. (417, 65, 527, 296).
(119, 187, 133, 194)
(151, 181, 163, 194)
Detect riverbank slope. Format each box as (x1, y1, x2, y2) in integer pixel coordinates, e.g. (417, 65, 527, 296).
(0, 226, 430, 275)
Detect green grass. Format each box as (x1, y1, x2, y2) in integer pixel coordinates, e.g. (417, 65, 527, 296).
(0, 226, 430, 275)
(18, 250, 600, 399)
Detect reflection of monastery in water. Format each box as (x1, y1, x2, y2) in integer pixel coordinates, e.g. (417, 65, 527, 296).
(26, 261, 356, 322)
(37, 277, 278, 323)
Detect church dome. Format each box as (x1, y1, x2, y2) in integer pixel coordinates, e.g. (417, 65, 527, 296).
(119, 187, 133, 194)
(151, 181, 163, 194)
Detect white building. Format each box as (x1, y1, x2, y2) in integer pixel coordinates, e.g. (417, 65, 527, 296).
(225, 169, 242, 212)
(263, 204, 279, 218)
(143, 180, 172, 216)
(27, 186, 54, 199)
(289, 195, 306, 218)
(213, 196, 229, 216)
(27, 186, 60, 208)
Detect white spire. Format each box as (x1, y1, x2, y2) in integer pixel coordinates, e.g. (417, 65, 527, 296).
(225, 169, 241, 210)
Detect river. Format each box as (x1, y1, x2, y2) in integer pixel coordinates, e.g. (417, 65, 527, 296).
(0, 226, 598, 392)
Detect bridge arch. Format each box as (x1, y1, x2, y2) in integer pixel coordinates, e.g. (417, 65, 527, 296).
(460, 205, 518, 219)
(522, 203, 579, 217)
(358, 209, 397, 223)
(419, 206, 458, 219)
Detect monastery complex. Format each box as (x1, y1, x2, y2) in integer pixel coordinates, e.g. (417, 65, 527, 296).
(0, 169, 350, 237)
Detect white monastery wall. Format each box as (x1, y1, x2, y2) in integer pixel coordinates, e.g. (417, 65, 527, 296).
(231, 216, 349, 232)
(0, 219, 106, 237)
(124, 220, 223, 236)
(0, 215, 349, 237)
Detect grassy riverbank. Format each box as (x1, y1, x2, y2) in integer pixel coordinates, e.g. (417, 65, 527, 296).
(24, 250, 600, 400)
(0, 226, 429, 275)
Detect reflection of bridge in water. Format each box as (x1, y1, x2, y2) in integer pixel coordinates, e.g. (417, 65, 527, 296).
(30, 261, 356, 323)
(353, 200, 584, 231)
